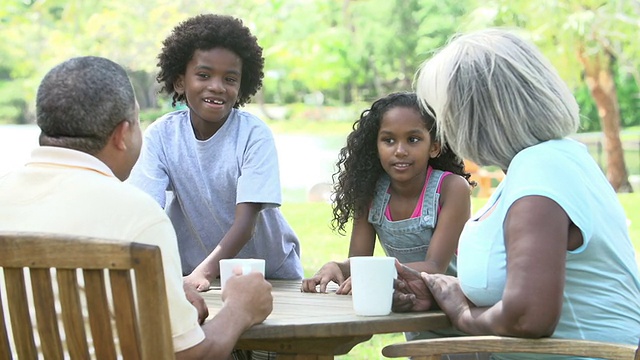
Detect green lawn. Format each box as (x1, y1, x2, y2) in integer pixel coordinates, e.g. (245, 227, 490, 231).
(280, 193, 640, 359)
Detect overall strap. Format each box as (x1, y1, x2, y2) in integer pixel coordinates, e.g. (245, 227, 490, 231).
(368, 174, 391, 225)
(420, 169, 446, 226)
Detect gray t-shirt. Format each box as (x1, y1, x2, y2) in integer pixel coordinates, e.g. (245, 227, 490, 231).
(128, 108, 303, 279)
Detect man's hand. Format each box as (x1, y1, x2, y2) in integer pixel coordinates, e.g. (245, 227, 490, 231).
(183, 283, 209, 324)
(222, 271, 273, 327)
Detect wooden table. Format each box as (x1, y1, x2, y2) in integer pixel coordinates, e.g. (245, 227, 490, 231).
(201, 280, 451, 359)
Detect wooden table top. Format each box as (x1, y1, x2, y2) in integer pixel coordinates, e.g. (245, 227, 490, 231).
(201, 279, 451, 358)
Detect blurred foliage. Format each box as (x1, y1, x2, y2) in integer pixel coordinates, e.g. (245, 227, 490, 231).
(0, 0, 638, 134)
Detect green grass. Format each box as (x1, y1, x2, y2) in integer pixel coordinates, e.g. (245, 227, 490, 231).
(280, 193, 640, 359)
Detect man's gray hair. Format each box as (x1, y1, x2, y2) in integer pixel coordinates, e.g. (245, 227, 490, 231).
(36, 56, 136, 154)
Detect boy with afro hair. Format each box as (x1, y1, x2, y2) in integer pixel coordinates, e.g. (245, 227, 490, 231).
(129, 14, 303, 295)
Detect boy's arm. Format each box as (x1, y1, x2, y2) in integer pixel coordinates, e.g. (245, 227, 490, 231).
(184, 202, 262, 291)
(127, 126, 170, 206)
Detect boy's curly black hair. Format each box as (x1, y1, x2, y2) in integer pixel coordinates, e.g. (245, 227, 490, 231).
(331, 92, 475, 234)
(157, 14, 264, 108)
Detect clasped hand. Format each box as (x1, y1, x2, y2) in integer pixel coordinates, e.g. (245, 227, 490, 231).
(392, 260, 469, 328)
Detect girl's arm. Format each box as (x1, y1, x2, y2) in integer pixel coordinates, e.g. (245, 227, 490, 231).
(406, 174, 470, 274)
(184, 202, 261, 291)
(347, 213, 377, 258)
(301, 212, 376, 293)
(428, 196, 567, 337)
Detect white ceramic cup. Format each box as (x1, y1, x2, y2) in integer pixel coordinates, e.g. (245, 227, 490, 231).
(350, 256, 397, 316)
(219, 258, 266, 290)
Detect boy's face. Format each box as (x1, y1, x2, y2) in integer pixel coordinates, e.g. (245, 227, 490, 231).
(174, 47, 242, 139)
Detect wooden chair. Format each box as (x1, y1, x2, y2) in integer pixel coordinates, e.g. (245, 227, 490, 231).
(0, 232, 175, 360)
(382, 335, 640, 360)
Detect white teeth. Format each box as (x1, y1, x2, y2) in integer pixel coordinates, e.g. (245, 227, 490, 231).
(204, 99, 223, 104)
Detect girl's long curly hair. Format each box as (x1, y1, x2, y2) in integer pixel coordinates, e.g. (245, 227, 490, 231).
(331, 92, 475, 234)
(157, 14, 264, 108)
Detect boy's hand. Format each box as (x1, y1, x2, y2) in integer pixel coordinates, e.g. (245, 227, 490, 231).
(184, 269, 212, 292)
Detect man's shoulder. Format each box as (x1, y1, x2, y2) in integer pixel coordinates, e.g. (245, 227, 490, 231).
(91, 177, 167, 216)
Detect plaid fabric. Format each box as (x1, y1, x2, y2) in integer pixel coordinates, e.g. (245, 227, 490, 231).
(231, 349, 277, 360)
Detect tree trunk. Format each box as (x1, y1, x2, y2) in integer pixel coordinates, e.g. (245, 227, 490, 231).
(255, 89, 275, 121)
(578, 52, 633, 192)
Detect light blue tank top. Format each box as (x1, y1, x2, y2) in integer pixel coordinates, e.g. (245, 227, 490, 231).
(459, 138, 640, 360)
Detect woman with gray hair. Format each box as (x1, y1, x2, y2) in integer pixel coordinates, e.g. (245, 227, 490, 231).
(392, 28, 640, 359)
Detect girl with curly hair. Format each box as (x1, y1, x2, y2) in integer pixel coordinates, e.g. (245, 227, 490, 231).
(128, 14, 303, 295)
(302, 91, 473, 294)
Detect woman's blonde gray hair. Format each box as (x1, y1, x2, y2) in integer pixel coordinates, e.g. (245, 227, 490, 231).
(415, 28, 579, 170)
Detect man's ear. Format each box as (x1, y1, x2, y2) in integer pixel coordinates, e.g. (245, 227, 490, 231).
(109, 121, 130, 151)
(430, 141, 442, 159)
(174, 75, 185, 95)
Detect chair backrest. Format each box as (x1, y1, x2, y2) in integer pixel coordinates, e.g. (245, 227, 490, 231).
(0, 232, 175, 360)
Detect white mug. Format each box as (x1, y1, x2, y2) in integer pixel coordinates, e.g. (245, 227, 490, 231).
(219, 258, 266, 290)
(350, 256, 396, 316)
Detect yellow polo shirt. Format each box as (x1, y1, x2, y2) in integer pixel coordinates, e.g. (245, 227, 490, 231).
(0, 146, 204, 353)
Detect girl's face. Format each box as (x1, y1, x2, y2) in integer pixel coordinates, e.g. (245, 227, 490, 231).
(377, 106, 440, 186)
(174, 47, 242, 140)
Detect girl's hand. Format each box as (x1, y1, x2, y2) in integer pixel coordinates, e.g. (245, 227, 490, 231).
(335, 276, 352, 294)
(423, 273, 469, 326)
(392, 260, 435, 312)
(301, 261, 345, 293)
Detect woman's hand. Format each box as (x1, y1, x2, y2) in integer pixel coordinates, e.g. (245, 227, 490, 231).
(392, 260, 435, 312)
(423, 273, 469, 326)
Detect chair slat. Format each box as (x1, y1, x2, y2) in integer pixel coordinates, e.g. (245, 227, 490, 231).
(83, 269, 117, 359)
(57, 269, 90, 359)
(0, 233, 175, 360)
(131, 244, 174, 359)
(381, 335, 638, 360)
(4, 268, 37, 359)
(0, 234, 134, 269)
(0, 285, 13, 360)
(110, 269, 141, 360)
(30, 268, 63, 360)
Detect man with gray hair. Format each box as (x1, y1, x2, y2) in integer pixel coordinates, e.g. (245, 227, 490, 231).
(0, 56, 272, 360)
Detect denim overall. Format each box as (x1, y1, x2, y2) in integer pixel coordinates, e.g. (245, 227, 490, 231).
(368, 168, 461, 341)
(368, 168, 457, 275)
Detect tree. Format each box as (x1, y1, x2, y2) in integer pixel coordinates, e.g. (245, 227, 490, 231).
(469, 0, 637, 192)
